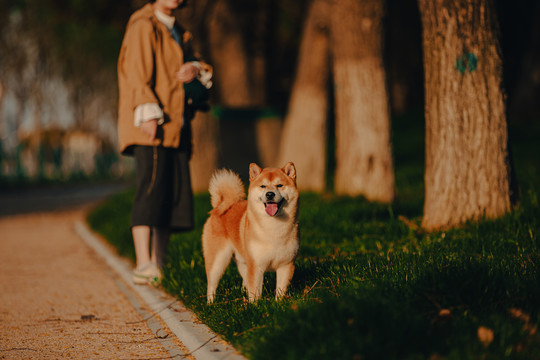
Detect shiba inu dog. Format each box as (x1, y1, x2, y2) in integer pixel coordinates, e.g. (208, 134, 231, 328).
(202, 162, 299, 303)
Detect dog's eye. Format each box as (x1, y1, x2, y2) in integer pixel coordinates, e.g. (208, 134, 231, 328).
(276, 184, 283, 188)
(260, 185, 266, 188)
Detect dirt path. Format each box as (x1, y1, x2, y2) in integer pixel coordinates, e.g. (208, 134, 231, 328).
(0, 203, 189, 359)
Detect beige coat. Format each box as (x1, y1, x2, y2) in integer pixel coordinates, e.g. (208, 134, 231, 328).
(117, 4, 192, 155)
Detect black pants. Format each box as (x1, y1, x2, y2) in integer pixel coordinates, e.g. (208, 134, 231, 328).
(131, 146, 194, 232)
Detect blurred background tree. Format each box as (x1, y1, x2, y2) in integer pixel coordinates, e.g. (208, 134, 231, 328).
(0, 0, 131, 179)
(278, 0, 395, 203)
(276, 0, 330, 192)
(0, 0, 131, 127)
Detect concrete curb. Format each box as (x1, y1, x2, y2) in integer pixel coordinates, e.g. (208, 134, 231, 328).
(75, 220, 246, 360)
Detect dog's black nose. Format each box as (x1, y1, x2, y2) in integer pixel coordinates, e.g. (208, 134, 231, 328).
(266, 192, 275, 200)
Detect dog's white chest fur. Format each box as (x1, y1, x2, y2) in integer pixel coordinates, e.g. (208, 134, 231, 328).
(245, 217, 299, 271)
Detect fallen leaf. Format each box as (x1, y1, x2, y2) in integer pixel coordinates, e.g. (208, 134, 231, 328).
(155, 329, 169, 339)
(439, 309, 452, 318)
(477, 326, 494, 347)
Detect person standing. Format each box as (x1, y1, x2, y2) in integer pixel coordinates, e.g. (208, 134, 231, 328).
(117, 0, 212, 285)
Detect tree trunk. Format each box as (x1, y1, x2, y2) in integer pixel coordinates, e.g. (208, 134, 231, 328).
(183, 0, 271, 189)
(330, 0, 395, 202)
(190, 111, 219, 192)
(418, 0, 513, 230)
(277, 0, 331, 191)
(207, 0, 265, 106)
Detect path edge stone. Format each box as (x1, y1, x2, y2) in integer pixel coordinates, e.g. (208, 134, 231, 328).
(75, 220, 246, 360)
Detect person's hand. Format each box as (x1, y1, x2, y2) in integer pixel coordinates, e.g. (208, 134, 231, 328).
(176, 63, 199, 83)
(140, 119, 158, 141)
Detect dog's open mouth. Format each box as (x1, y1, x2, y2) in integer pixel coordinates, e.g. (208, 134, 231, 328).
(264, 200, 284, 216)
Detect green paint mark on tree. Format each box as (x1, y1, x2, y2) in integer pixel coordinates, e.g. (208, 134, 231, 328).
(456, 52, 478, 74)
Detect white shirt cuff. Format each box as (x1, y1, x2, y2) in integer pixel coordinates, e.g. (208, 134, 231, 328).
(134, 103, 164, 127)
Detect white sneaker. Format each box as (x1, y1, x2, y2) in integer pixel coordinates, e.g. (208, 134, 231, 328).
(132, 262, 162, 285)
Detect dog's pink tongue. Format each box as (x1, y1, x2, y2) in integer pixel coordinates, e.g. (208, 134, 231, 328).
(265, 203, 278, 216)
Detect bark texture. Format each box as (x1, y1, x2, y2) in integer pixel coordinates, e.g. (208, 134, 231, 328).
(418, 0, 512, 230)
(331, 0, 395, 201)
(207, 0, 266, 107)
(277, 0, 331, 191)
(190, 112, 219, 192)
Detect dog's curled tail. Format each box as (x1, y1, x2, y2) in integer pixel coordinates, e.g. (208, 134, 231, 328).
(208, 169, 245, 215)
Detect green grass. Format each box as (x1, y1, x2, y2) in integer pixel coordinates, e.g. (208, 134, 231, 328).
(87, 114, 539, 359)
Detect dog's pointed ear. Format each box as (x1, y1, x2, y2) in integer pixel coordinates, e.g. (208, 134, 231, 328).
(249, 163, 262, 181)
(282, 162, 296, 181)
